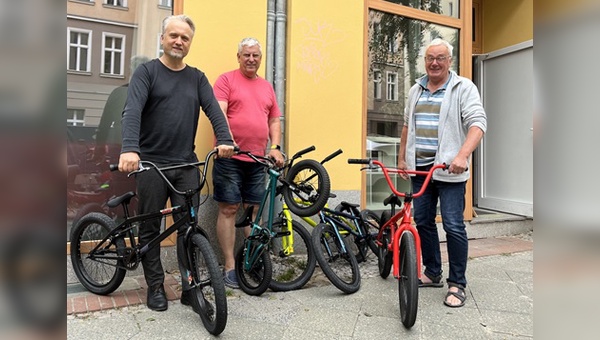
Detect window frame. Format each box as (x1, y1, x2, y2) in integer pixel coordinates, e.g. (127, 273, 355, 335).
(67, 27, 93, 73)
(101, 32, 126, 77)
(158, 0, 172, 8)
(67, 108, 86, 126)
(373, 69, 382, 100)
(105, 0, 127, 7)
(385, 71, 398, 102)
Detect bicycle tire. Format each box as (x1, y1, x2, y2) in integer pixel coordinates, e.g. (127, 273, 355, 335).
(312, 223, 360, 294)
(235, 242, 272, 296)
(282, 159, 331, 217)
(359, 209, 381, 259)
(398, 231, 418, 329)
(378, 210, 393, 279)
(268, 217, 316, 292)
(70, 212, 127, 295)
(333, 204, 367, 263)
(71, 202, 106, 227)
(188, 233, 228, 335)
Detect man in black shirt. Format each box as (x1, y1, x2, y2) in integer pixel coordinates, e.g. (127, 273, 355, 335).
(119, 15, 234, 312)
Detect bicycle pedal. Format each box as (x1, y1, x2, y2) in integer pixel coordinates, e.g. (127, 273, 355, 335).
(275, 231, 291, 237)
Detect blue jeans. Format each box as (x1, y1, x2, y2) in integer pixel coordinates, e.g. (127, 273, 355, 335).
(412, 166, 468, 287)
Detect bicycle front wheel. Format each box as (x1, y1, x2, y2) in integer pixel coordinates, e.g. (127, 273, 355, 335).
(269, 218, 316, 292)
(398, 231, 418, 329)
(378, 211, 393, 279)
(312, 223, 360, 294)
(70, 212, 126, 295)
(235, 241, 272, 296)
(188, 234, 228, 335)
(282, 159, 330, 217)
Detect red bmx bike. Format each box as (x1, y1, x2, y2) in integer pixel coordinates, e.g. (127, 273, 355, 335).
(348, 159, 447, 328)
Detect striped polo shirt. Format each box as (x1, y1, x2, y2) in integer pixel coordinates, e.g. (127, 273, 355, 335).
(414, 75, 450, 167)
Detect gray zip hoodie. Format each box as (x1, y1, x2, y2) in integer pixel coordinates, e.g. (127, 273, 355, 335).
(403, 71, 487, 182)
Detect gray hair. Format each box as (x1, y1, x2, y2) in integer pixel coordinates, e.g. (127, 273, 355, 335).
(238, 37, 262, 54)
(162, 15, 195, 35)
(427, 38, 453, 57)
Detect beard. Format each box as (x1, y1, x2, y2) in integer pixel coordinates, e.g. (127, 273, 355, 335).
(167, 49, 185, 59)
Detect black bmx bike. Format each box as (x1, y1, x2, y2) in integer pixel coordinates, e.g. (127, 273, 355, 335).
(69, 149, 228, 335)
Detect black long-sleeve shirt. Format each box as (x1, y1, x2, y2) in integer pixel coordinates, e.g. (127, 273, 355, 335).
(121, 59, 233, 163)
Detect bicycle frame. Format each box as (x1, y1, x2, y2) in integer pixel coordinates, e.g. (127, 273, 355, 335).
(89, 151, 217, 271)
(350, 159, 447, 279)
(241, 165, 295, 271)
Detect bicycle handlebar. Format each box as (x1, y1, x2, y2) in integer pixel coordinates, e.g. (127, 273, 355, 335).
(321, 149, 343, 165)
(109, 149, 220, 197)
(348, 158, 448, 198)
(291, 145, 316, 159)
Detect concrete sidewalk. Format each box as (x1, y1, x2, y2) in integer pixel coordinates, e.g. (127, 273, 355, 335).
(67, 235, 533, 339)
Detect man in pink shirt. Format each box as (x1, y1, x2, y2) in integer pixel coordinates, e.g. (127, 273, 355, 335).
(212, 37, 284, 288)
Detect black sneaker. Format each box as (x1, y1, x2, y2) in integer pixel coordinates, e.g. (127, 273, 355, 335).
(147, 284, 167, 311)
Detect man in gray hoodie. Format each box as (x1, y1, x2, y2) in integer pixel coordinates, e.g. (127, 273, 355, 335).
(398, 38, 486, 308)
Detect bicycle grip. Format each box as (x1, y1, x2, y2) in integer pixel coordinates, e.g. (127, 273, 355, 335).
(348, 158, 370, 164)
(321, 148, 343, 164)
(109, 164, 119, 171)
(294, 145, 316, 158)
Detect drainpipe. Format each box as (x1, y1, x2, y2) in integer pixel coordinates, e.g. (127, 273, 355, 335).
(274, 0, 287, 151)
(265, 0, 275, 84)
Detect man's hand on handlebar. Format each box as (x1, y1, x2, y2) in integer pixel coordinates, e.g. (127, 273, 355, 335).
(118, 152, 140, 173)
(448, 155, 468, 174)
(397, 159, 409, 180)
(268, 149, 284, 167)
(215, 144, 236, 159)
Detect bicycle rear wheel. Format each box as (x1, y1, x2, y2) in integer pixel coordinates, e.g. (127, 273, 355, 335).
(269, 218, 316, 292)
(359, 209, 381, 259)
(188, 234, 228, 335)
(70, 212, 126, 295)
(235, 241, 272, 296)
(333, 204, 367, 263)
(312, 223, 360, 294)
(282, 159, 330, 217)
(398, 231, 418, 328)
(378, 211, 393, 279)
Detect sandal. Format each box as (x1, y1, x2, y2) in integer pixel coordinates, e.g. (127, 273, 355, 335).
(444, 282, 466, 308)
(418, 272, 444, 288)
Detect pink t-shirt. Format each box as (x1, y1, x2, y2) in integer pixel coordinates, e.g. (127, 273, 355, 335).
(213, 69, 281, 162)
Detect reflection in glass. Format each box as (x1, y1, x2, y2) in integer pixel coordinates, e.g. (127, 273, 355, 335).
(366, 9, 459, 210)
(382, 0, 460, 18)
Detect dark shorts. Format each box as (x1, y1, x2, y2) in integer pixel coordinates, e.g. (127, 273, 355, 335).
(212, 158, 266, 205)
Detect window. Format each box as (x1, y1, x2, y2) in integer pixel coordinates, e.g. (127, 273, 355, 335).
(157, 33, 164, 57)
(102, 33, 125, 76)
(105, 0, 127, 7)
(159, 0, 172, 8)
(373, 70, 382, 99)
(68, 28, 92, 72)
(67, 109, 86, 126)
(382, 0, 459, 18)
(386, 72, 398, 101)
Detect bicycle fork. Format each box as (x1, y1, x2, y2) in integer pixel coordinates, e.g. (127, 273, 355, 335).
(391, 222, 422, 280)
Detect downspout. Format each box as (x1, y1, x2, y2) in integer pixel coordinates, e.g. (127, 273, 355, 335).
(274, 0, 287, 151)
(265, 0, 275, 84)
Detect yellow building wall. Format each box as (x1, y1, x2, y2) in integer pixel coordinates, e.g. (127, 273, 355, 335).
(482, 0, 533, 52)
(286, 0, 364, 190)
(182, 0, 365, 191)
(181, 0, 269, 153)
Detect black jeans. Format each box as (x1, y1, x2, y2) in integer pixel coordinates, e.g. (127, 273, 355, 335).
(135, 166, 199, 290)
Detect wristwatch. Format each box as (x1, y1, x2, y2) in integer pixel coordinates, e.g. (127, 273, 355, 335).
(270, 144, 281, 151)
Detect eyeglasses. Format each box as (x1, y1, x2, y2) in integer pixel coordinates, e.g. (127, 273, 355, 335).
(425, 56, 449, 63)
